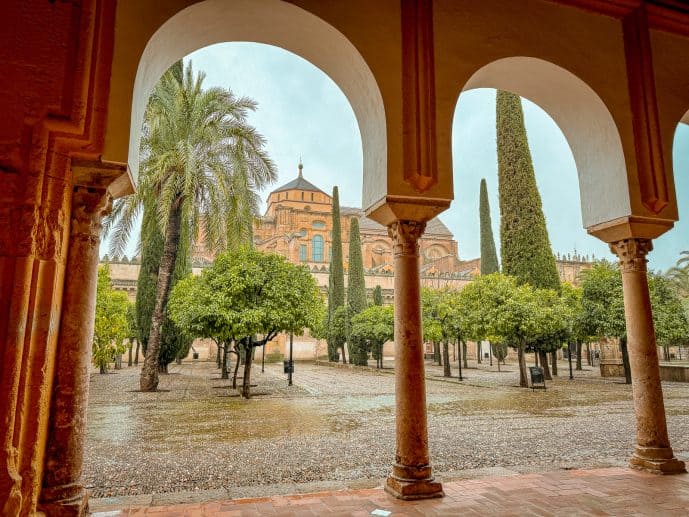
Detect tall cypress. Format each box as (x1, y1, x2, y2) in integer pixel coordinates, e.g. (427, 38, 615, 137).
(348, 217, 367, 365)
(496, 91, 560, 291)
(373, 285, 384, 306)
(479, 178, 500, 275)
(496, 90, 560, 386)
(327, 186, 346, 362)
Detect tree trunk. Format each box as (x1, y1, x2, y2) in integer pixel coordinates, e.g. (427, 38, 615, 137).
(175, 356, 182, 365)
(518, 345, 528, 388)
(134, 340, 140, 366)
(216, 340, 221, 368)
(551, 350, 558, 376)
(620, 335, 632, 385)
(221, 343, 229, 380)
(128, 342, 133, 367)
(140, 203, 182, 392)
(442, 340, 451, 377)
(462, 341, 468, 369)
(476, 342, 482, 363)
(100, 364, 107, 374)
(242, 342, 254, 399)
(231, 350, 240, 389)
(341, 343, 347, 364)
(488, 341, 493, 367)
(452, 342, 456, 362)
(534, 351, 539, 367)
(457, 338, 463, 381)
(586, 342, 592, 366)
(115, 354, 122, 370)
(539, 350, 552, 380)
(576, 340, 583, 370)
(433, 342, 441, 365)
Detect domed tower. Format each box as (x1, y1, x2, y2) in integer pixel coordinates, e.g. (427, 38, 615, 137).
(264, 160, 331, 218)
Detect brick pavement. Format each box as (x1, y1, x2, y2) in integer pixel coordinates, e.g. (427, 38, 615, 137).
(93, 467, 689, 516)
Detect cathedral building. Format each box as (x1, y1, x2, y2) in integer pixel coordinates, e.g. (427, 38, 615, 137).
(252, 162, 465, 281)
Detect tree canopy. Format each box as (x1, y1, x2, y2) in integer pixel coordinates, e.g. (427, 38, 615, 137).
(93, 265, 131, 374)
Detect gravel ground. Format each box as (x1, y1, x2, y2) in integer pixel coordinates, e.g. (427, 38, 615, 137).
(83, 359, 689, 499)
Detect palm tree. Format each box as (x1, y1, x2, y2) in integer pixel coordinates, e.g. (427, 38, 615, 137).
(106, 61, 276, 391)
(667, 250, 689, 298)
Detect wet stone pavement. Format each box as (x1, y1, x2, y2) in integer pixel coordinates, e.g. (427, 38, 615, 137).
(84, 359, 689, 510)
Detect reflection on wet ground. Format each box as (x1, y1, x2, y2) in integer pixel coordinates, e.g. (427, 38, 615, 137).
(84, 360, 689, 498)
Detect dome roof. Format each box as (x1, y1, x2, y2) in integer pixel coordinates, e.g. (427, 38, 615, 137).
(271, 161, 327, 195)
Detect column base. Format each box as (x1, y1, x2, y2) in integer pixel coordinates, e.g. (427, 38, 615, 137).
(385, 464, 444, 500)
(630, 446, 687, 475)
(38, 484, 89, 517)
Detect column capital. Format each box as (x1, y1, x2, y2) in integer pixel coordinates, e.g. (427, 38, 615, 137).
(609, 238, 653, 273)
(387, 220, 426, 256)
(70, 187, 112, 241)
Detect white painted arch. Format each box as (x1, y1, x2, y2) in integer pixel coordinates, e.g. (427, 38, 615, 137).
(460, 57, 629, 229)
(127, 0, 386, 196)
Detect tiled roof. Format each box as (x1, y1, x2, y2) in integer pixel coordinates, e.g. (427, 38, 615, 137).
(272, 175, 326, 194)
(341, 206, 453, 237)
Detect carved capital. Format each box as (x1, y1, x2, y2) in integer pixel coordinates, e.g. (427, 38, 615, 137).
(70, 187, 112, 242)
(610, 238, 653, 273)
(388, 221, 426, 256)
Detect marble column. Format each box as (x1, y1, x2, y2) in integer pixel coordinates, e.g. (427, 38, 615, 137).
(385, 220, 444, 500)
(39, 187, 112, 516)
(610, 238, 686, 474)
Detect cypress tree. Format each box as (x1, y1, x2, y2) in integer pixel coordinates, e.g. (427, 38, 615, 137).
(373, 285, 384, 306)
(496, 91, 560, 291)
(479, 178, 500, 275)
(348, 217, 368, 365)
(496, 90, 561, 384)
(327, 186, 346, 362)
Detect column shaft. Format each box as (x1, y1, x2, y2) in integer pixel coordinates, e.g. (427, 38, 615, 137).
(611, 238, 685, 474)
(39, 187, 112, 516)
(385, 221, 443, 500)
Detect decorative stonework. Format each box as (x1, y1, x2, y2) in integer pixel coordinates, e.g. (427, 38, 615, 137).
(388, 221, 426, 256)
(609, 238, 653, 273)
(622, 6, 669, 214)
(401, 0, 437, 192)
(70, 187, 113, 242)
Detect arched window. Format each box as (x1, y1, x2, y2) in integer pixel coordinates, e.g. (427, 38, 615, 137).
(312, 235, 324, 262)
(312, 220, 326, 229)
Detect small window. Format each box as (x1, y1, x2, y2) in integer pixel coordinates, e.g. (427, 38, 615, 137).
(312, 235, 324, 262)
(300, 244, 307, 262)
(301, 192, 304, 200)
(310, 193, 314, 201)
(285, 192, 288, 200)
(313, 221, 326, 229)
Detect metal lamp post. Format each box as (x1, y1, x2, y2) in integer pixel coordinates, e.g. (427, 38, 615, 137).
(288, 332, 294, 386)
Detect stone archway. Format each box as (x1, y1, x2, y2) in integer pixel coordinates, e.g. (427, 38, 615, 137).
(103, 0, 386, 205)
(458, 56, 629, 230)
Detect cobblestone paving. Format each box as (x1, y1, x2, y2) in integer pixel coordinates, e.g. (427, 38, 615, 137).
(84, 359, 689, 503)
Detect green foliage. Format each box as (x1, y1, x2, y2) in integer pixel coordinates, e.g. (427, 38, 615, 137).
(169, 248, 323, 345)
(580, 261, 626, 339)
(479, 178, 499, 275)
(134, 203, 193, 369)
(372, 285, 384, 306)
(347, 217, 368, 365)
(496, 90, 560, 291)
(169, 248, 323, 397)
(93, 266, 131, 373)
(457, 273, 565, 385)
(326, 186, 346, 361)
(350, 305, 394, 367)
(649, 273, 689, 347)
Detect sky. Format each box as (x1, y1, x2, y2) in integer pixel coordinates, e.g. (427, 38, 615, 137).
(107, 41, 688, 272)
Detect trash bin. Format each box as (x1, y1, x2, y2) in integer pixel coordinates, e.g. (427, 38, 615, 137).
(283, 360, 294, 374)
(529, 366, 546, 390)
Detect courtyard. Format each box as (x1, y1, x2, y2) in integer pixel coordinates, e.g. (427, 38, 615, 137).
(85, 359, 689, 511)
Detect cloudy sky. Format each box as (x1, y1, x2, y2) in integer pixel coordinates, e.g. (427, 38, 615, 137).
(112, 41, 688, 271)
